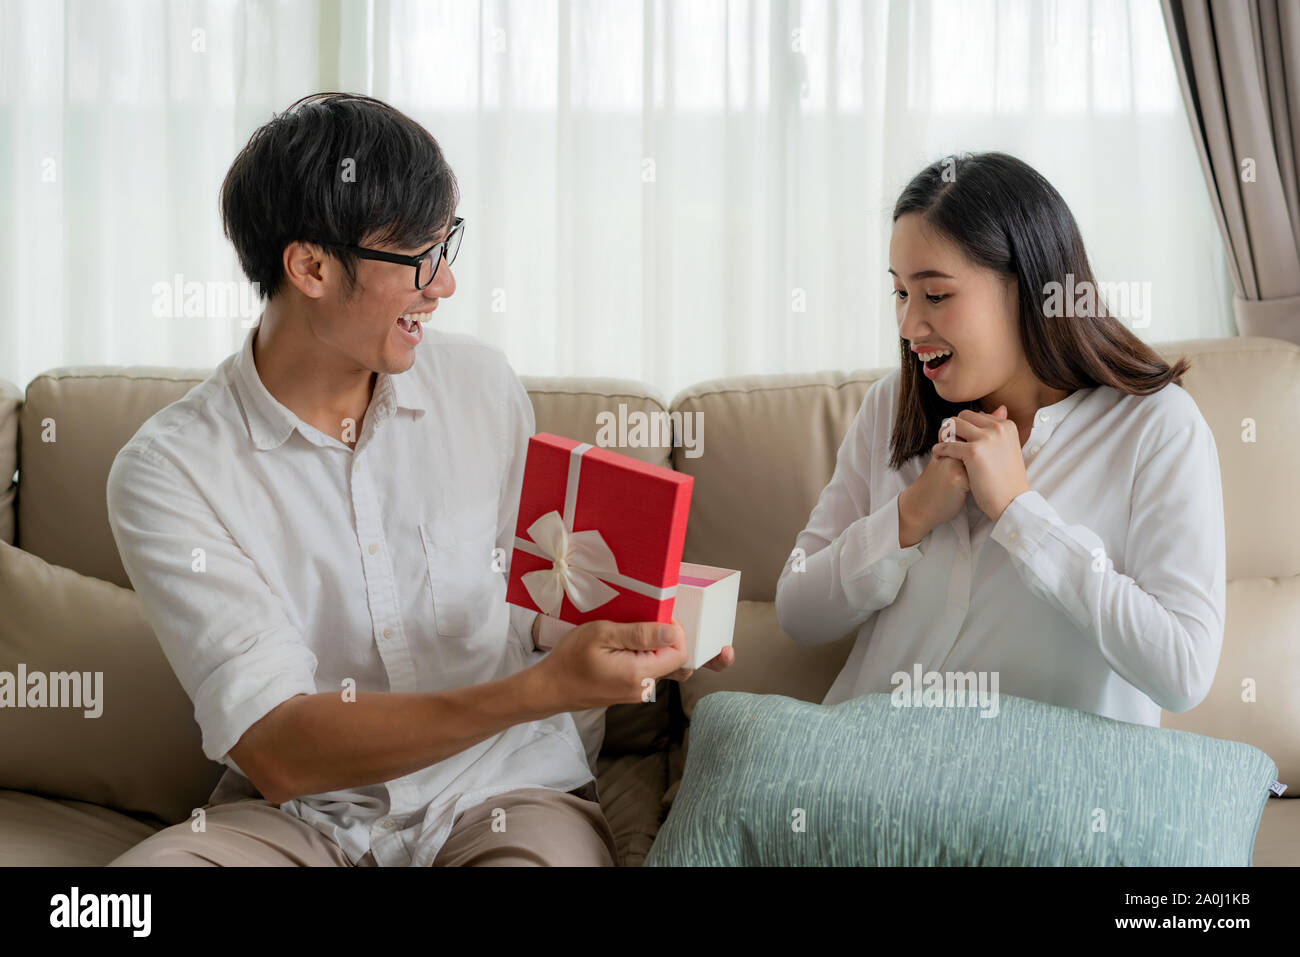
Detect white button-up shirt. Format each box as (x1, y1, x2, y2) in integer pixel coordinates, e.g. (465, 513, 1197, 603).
(106, 323, 593, 866)
(776, 368, 1226, 726)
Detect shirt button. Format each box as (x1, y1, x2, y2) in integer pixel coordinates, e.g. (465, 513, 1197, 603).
(1008, 530, 1020, 542)
(1038, 411, 1051, 423)
(379, 817, 395, 829)
(368, 543, 378, 555)
(383, 627, 393, 639)
(1027, 445, 1040, 456)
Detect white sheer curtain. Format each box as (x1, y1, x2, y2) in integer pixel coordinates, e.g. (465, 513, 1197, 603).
(0, 0, 1231, 399)
(0, 0, 324, 390)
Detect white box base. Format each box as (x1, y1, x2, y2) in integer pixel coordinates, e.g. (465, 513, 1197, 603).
(673, 562, 741, 670)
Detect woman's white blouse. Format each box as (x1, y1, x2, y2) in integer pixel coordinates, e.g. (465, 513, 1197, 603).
(774, 368, 1226, 727)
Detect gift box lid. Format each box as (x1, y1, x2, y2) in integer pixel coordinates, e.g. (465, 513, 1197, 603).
(508, 433, 694, 623)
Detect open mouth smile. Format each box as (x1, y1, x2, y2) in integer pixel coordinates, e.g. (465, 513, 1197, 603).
(395, 306, 436, 344)
(914, 346, 954, 379)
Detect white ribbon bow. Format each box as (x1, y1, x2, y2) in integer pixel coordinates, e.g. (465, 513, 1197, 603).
(519, 510, 621, 616)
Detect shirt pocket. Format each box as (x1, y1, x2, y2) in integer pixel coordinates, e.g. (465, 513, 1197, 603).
(418, 510, 501, 639)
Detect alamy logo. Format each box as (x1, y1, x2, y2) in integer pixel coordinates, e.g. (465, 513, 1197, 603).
(594, 403, 703, 459)
(50, 887, 150, 937)
(1042, 273, 1151, 329)
(890, 664, 1000, 718)
(151, 273, 262, 326)
(0, 664, 102, 718)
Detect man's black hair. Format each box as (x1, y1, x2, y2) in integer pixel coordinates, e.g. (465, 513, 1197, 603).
(220, 92, 460, 301)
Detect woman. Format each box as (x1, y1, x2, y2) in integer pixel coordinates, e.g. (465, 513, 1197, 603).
(774, 152, 1224, 726)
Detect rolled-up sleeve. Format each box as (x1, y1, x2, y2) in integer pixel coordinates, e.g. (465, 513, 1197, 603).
(106, 446, 319, 767)
(990, 420, 1226, 714)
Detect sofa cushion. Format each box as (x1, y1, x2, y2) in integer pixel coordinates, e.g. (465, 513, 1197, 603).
(1162, 576, 1300, 788)
(647, 691, 1277, 866)
(0, 752, 673, 868)
(4, 786, 1290, 869)
(0, 789, 164, 866)
(0, 541, 224, 823)
(1253, 797, 1300, 866)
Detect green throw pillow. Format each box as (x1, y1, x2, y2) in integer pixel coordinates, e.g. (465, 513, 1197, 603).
(647, 691, 1276, 866)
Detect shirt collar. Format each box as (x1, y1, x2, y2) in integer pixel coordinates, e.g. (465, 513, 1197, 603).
(1024, 385, 1095, 452)
(1034, 386, 1092, 429)
(232, 322, 428, 452)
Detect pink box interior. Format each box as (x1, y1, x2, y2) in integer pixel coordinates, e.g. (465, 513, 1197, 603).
(679, 572, 723, 587)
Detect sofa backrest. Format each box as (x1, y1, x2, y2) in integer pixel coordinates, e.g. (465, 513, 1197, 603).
(668, 336, 1300, 785)
(7, 368, 671, 590)
(671, 338, 1300, 599)
(14, 368, 211, 587)
(1, 335, 1298, 787)
(672, 370, 884, 601)
(0, 378, 20, 547)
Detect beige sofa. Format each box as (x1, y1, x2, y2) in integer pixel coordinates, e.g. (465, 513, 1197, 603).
(1, 335, 1296, 866)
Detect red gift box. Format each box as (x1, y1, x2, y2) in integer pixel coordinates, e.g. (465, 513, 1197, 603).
(506, 433, 694, 625)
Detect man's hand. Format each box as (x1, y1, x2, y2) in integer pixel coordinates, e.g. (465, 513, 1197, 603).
(532, 611, 735, 685)
(536, 618, 690, 710)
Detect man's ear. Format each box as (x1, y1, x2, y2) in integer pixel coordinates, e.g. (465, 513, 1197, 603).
(281, 241, 330, 300)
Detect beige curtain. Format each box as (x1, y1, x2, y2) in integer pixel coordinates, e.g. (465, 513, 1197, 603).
(1162, 0, 1300, 342)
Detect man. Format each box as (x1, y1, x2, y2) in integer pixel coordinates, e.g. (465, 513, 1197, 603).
(105, 92, 733, 867)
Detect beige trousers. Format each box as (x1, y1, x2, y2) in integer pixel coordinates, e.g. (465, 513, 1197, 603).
(107, 774, 617, 867)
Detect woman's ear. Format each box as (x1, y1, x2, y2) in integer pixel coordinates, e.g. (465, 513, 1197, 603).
(1002, 274, 1020, 311)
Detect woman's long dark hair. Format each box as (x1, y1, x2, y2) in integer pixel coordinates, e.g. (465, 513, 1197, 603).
(888, 151, 1189, 469)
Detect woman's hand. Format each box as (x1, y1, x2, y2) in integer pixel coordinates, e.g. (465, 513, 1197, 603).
(932, 406, 1030, 521)
(898, 444, 971, 546)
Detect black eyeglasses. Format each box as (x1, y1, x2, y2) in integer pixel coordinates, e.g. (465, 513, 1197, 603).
(324, 217, 464, 289)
